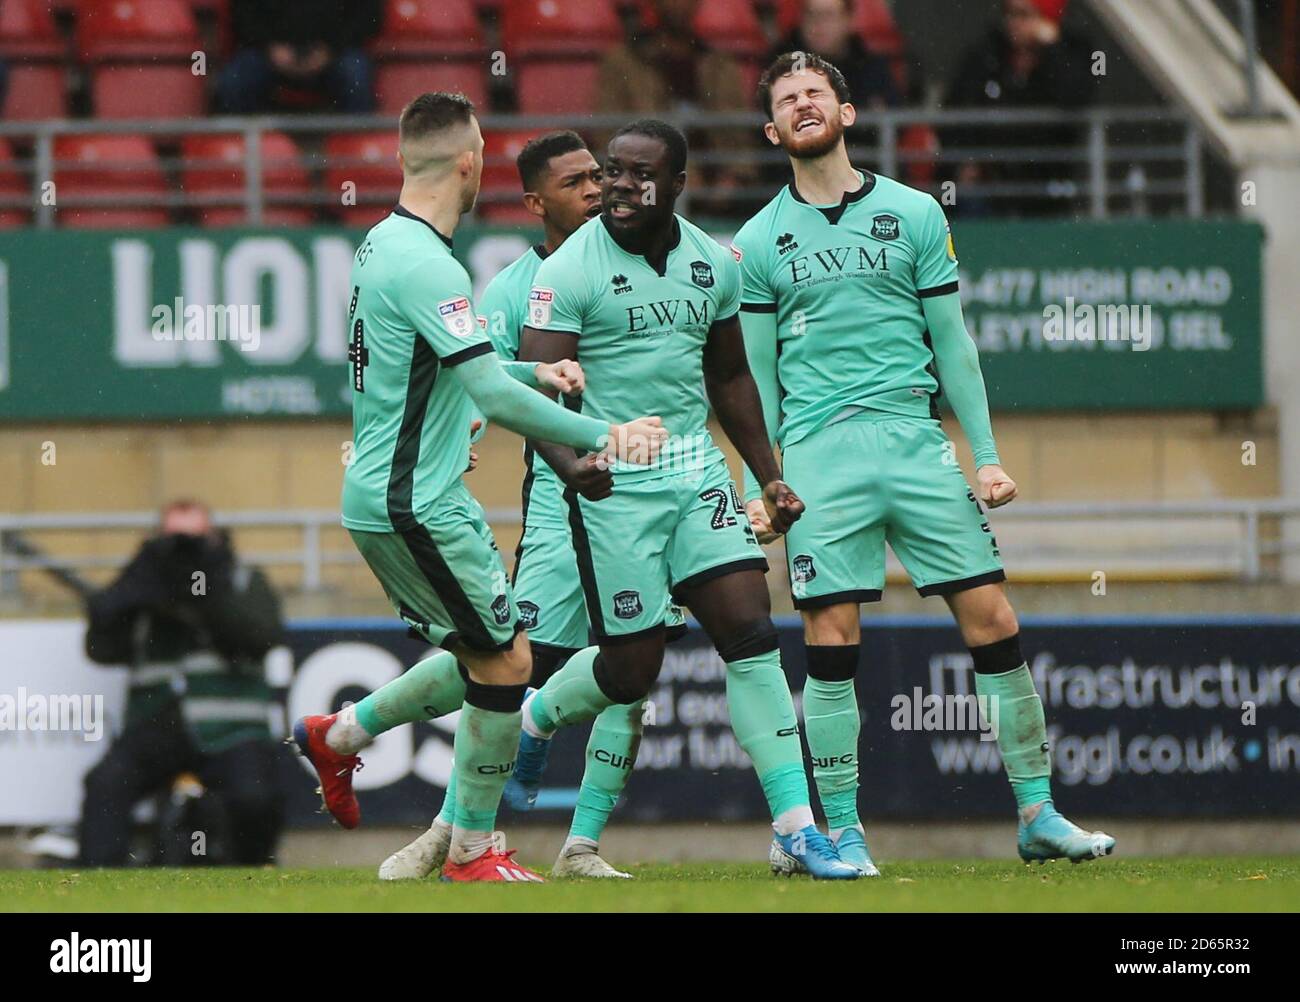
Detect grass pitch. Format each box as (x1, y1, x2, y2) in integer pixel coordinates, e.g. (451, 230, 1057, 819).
(2, 857, 1297, 912)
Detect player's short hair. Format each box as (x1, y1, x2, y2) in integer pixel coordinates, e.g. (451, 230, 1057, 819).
(516, 130, 589, 192)
(398, 92, 477, 176)
(399, 91, 476, 142)
(757, 51, 852, 118)
(610, 119, 688, 175)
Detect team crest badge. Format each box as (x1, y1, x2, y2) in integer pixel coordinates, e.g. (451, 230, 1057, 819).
(870, 214, 900, 241)
(791, 554, 817, 583)
(517, 600, 540, 630)
(437, 296, 475, 338)
(612, 590, 643, 620)
(690, 260, 714, 288)
(528, 287, 554, 327)
(490, 594, 512, 626)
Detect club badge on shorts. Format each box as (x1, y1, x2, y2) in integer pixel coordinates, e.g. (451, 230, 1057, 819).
(528, 287, 554, 327)
(437, 296, 475, 338)
(612, 590, 643, 620)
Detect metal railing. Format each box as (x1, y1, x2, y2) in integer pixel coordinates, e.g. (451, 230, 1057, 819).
(0, 105, 1206, 224)
(1, 498, 1296, 599)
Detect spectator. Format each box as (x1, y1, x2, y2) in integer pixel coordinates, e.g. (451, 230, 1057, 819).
(942, 0, 1095, 216)
(768, 0, 900, 110)
(216, 0, 381, 114)
(79, 500, 285, 866)
(596, 0, 754, 208)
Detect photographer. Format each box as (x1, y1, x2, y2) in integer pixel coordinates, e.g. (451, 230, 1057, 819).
(79, 499, 285, 867)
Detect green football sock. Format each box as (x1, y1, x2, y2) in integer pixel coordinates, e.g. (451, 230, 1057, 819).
(452, 698, 523, 834)
(570, 700, 644, 842)
(531, 645, 615, 734)
(354, 650, 466, 736)
(726, 649, 810, 822)
(803, 676, 861, 831)
(436, 770, 457, 826)
(975, 664, 1053, 810)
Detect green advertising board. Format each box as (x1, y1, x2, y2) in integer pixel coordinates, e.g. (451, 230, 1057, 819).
(0, 220, 1263, 421)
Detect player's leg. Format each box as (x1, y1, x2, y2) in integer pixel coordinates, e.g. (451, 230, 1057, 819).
(672, 460, 857, 880)
(946, 585, 1114, 863)
(783, 419, 886, 875)
(885, 418, 1114, 863)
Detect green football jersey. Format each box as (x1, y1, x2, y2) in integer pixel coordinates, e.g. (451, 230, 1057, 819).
(341, 207, 497, 532)
(527, 214, 741, 479)
(730, 170, 960, 451)
(477, 243, 568, 530)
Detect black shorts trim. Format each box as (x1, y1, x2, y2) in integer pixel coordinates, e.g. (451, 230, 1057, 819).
(441, 341, 495, 367)
(454, 623, 524, 654)
(740, 302, 777, 313)
(563, 487, 607, 637)
(665, 622, 690, 645)
(916, 569, 1007, 598)
(529, 640, 582, 662)
(792, 588, 883, 610)
(669, 557, 769, 603)
(399, 523, 500, 651)
(594, 623, 669, 647)
(918, 281, 960, 299)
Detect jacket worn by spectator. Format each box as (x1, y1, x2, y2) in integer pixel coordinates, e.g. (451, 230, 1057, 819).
(229, 0, 381, 52)
(85, 532, 282, 754)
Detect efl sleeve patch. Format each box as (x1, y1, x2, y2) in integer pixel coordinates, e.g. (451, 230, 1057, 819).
(437, 296, 475, 339)
(729, 244, 743, 263)
(528, 287, 555, 328)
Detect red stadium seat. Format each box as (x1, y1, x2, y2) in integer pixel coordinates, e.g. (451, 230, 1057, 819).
(324, 131, 402, 228)
(478, 129, 543, 223)
(775, 0, 904, 56)
(78, 0, 206, 119)
(501, 0, 621, 114)
(0, 140, 31, 229)
(372, 0, 488, 111)
(181, 132, 314, 227)
(54, 135, 170, 229)
(0, 0, 69, 120)
(639, 0, 766, 59)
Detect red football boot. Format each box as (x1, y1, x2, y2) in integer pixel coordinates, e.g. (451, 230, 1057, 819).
(440, 847, 545, 883)
(291, 714, 363, 829)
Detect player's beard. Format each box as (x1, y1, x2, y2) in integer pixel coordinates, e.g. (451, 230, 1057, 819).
(784, 113, 846, 161)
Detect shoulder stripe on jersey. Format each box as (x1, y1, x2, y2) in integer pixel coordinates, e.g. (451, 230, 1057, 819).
(918, 281, 960, 299)
(442, 341, 495, 367)
(386, 337, 439, 530)
(740, 302, 777, 313)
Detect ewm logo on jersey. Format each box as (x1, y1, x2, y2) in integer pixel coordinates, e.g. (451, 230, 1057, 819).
(787, 245, 890, 285)
(625, 298, 711, 336)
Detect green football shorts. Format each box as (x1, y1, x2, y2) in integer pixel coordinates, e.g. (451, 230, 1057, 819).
(512, 520, 688, 650)
(349, 482, 519, 652)
(781, 414, 1005, 609)
(563, 458, 766, 642)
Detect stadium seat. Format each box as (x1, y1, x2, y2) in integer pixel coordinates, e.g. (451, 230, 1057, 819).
(78, 0, 206, 119)
(54, 135, 170, 229)
(0, 0, 70, 120)
(372, 0, 488, 112)
(639, 0, 766, 59)
(775, 0, 904, 56)
(181, 132, 314, 227)
(501, 0, 621, 114)
(0, 140, 30, 229)
(478, 129, 544, 224)
(324, 132, 401, 228)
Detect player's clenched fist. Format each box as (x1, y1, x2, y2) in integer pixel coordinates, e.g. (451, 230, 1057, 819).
(977, 464, 1018, 508)
(604, 416, 669, 465)
(534, 359, 585, 395)
(559, 453, 614, 501)
(746, 480, 804, 544)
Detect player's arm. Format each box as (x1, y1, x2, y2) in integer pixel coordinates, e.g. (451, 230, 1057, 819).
(516, 326, 615, 501)
(448, 349, 660, 462)
(703, 313, 803, 535)
(922, 291, 1017, 508)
